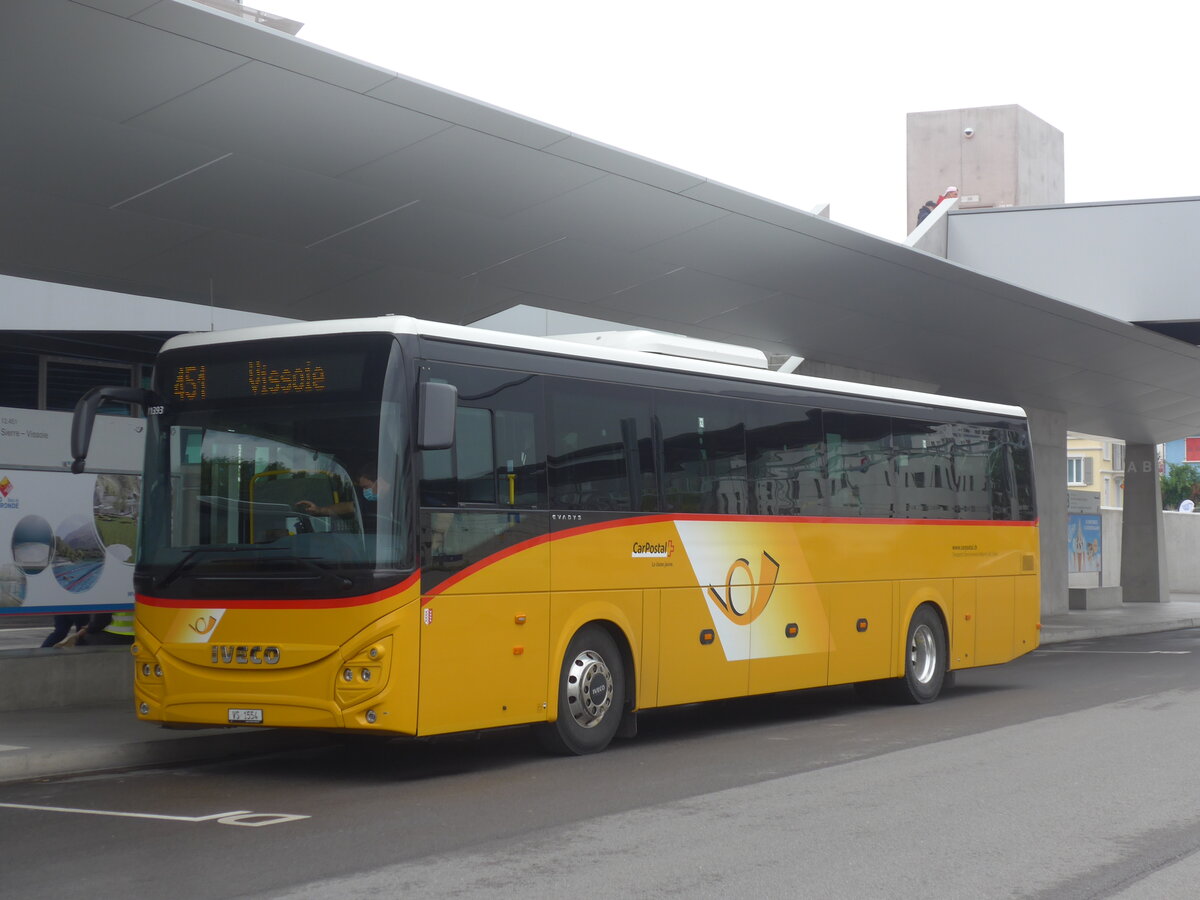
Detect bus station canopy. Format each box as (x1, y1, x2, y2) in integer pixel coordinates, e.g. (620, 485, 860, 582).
(6, 0, 1200, 444)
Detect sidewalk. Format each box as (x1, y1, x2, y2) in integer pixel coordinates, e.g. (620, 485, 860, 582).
(3, 595, 1200, 785)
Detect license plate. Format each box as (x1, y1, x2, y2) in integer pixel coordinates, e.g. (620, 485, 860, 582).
(228, 708, 263, 724)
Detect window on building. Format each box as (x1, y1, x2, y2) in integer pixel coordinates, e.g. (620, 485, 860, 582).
(44, 357, 137, 414)
(1067, 456, 1092, 486)
(0, 352, 139, 414)
(0, 353, 39, 408)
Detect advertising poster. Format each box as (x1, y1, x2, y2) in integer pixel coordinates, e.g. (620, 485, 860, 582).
(1067, 513, 1102, 575)
(0, 407, 142, 614)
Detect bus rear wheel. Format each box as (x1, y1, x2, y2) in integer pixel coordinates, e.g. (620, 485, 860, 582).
(897, 604, 947, 703)
(856, 604, 947, 705)
(538, 625, 624, 756)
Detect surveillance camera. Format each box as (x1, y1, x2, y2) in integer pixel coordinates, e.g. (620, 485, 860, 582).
(963, 126, 976, 138)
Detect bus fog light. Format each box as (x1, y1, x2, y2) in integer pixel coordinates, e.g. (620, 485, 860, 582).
(142, 663, 152, 677)
(366, 710, 377, 724)
(360, 668, 371, 682)
(343, 668, 354, 682)
(139, 703, 150, 715)
(154, 664, 163, 677)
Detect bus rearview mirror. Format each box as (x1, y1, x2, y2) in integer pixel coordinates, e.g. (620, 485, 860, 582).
(418, 382, 457, 450)
(71, 385, 157, 473)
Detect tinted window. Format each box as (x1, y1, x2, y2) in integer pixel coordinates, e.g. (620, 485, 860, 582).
(948, 423, 995, 519)
(419, 363, 545, 508)
(658, 393, 747, 514)
(547, 379, 656, 512)
(992, 426, 1036, 521)
(746, 401, 825, 516)
(893, 418, 957, 519)
(823, 411, 893, 517)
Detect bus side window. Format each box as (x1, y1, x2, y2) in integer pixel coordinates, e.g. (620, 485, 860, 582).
(657, 392, 747, 515)
(418, 364, 545, 509)
(456, 407, 496, 503)
(1008, 428, 1037, 520)
(946, 423, 993, 520)
(746, 401, 825, 516)
(547, 379, 656, 512)
(892, 417, 955, 519)
(824, 410, 893, 518)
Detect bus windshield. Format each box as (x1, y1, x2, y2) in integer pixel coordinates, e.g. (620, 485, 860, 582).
(139, 334, 410, 599)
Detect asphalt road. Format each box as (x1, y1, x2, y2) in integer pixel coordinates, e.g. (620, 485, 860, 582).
(4, 630, 1200, 899)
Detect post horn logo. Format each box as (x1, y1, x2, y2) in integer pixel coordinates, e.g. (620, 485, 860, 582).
(707, 551, 780, 626)
(188, 615, 218, 636)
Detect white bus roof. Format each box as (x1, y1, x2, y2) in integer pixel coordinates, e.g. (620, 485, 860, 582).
(161, 316, 1028, 420)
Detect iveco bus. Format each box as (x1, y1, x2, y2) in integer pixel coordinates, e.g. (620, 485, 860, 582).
(71, 317, 1039, 754)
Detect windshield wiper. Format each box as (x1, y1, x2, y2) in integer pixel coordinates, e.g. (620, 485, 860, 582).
(291, 555, 353, 589)
(152, 545, 282, 591)
(153, 546, 352, 591)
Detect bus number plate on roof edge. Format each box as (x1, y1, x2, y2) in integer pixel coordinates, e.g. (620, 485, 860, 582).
(228, 708, 263, 724)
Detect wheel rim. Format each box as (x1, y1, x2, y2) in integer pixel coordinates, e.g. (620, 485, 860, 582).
(910, 623, 938, 685)
(565, 649, 614, 729)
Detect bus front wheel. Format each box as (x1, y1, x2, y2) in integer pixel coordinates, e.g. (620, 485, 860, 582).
(538, 625, 624, 755)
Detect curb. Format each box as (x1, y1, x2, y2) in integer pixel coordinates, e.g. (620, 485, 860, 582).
(0, 727, 334, 785)
(1039, 617, 1200, 645)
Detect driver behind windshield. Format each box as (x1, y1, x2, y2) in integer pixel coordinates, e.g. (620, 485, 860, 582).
(295, 464, 380, 531)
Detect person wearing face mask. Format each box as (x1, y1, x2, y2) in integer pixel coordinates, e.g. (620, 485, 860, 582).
(295, 465, 380, 530)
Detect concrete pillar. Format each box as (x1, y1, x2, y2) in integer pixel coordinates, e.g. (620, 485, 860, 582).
(1027, 407, 1068, 614)
(1121, 442, 1168, 602)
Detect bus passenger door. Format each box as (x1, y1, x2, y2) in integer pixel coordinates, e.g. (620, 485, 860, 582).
(417, 509, 550, 735)
(414, 361, 549, 735)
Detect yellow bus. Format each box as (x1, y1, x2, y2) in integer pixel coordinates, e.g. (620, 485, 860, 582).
(72, 317, 1039, 754)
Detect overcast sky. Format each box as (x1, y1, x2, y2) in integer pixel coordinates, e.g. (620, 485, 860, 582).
(266, 1, 1198, 242)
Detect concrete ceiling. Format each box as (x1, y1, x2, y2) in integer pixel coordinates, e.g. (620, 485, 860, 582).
(5, 0, 1200, 443)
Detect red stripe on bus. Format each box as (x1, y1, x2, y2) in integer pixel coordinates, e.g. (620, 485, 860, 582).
(419, 514, 1038, 603)
(421, 533, 554, 602)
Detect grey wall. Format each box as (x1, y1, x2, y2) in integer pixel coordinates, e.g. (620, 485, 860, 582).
(1166, 511, 1200, 593)
(1029, 406, 1068, 614)
(906, 105, 1064, 233)
(947, 198, 1200, 323)
(1, 273, 295, 331)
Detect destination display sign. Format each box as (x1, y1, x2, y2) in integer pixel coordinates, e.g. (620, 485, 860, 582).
(158, 340, 379, 405)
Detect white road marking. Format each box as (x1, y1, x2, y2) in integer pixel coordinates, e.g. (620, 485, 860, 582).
(0, 802, 308, 827)
(0, 745, 29, 752)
